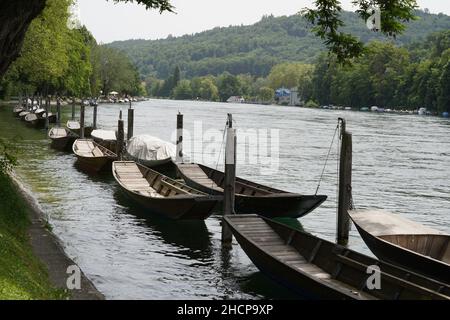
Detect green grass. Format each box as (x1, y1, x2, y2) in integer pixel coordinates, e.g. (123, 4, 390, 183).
(0, 173, 66, 299)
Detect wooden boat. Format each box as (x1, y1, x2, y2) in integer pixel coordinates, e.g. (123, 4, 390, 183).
(46, 112, 57, 124)
(125, 135, 175, 168)
(112, 161, 220, 220)
(176, 163, 326, 218)
(91, 129, 117, 152)
(19, 111, 30, 121)
(13, 105, 24, 116)
(73, 139, 117, 172)
(34, 108, 46, 117)
(24, 112, 47, 128)
(24, 113, 40, 127)
(67, 120, 93, 137)
(349, 210, 450, 284)
(224, 214, 450, 300)
(48, 127, 78, 151)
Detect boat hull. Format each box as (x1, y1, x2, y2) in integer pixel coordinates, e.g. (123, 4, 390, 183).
(225, 215, 450, 300)
(177, 166, 326, 218)
(50, 136, 77, 151)
(75, 155, 114, 172)
(226, 219, 362, 299)
(13, 108, 24, 117)
(353, 224, 450, 284)
(118, 186, 218, 220)
(71, 126, 94, 137)
(25, 118, 46, 129)
(47, 114, 57, 124)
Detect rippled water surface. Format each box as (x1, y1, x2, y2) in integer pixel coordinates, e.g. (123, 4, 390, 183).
(1, 100, 449, 299)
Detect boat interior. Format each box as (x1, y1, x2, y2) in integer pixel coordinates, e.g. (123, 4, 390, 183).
(74, 139, 116, 158)
(179, 163, 285, 196)
(114, 162, 204, 198)
(49, 127, 68, 138)
(380, 234, 450, 264)
(67, 120, 81, 130)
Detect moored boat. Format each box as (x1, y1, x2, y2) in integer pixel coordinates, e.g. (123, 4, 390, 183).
(24, 112, 46, 128)
(48, 127, 78, 151)
(13, 105, 24, 116)
(19, 111, 30, 120)
(176, 163, 326, 218)
(112, 161, 220, 220)
(73, 139, 117, 172)
(125, 134, 175, 168)
(349, 209, 450, 284)
(46, 112, 57, 124)
(67, 120, 93, 137)
(91, 129, 117, 152)
(225, 214, 450, 300)
(24, 113, 40, 127)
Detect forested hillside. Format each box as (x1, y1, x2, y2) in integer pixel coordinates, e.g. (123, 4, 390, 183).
(110, 10, 450, 79)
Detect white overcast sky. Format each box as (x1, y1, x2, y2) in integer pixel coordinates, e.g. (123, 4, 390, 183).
(76, 0, 450, 43)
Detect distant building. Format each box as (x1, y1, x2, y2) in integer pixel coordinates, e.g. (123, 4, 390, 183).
(289, 88, 302, 106)
(275, 88, 302, 106)
(227, 96, 245, 103)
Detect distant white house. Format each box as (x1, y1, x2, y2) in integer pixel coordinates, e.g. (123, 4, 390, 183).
(227, 96, 245, 103)
(275, 88, 302, 106)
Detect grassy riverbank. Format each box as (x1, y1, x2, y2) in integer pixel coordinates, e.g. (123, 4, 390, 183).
(0, 173, 64, 299)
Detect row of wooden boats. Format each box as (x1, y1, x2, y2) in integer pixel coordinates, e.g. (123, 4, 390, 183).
(13, 104, 57, 128)
(70, 145, 327, 220)
(48, 127, 327, 221)
(38, 108, 448, 300)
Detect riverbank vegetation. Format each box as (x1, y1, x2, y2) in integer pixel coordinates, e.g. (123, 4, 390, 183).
(309, 31, 450, 112)
(0, 139, 63, 299)
(0, 0, 144, 100)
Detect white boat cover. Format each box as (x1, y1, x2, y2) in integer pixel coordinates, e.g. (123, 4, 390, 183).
(126, 135, 175, 161)
(92, 129, 116, 141)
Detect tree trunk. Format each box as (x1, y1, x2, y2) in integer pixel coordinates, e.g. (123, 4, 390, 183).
(0, 0, 46, 78)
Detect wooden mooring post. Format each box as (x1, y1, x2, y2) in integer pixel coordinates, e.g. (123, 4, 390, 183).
(127, 105, 134, 141)
(71, 99, 76, 120)
(44, 97, 49, 130)
(337, 118, 352, 245)
(93, 104, 98, 130)
(117, 110, 124, 160)
(176, 112, 183, 162)
(222, 113, 236, 244)
(80, 104, 85, 139)
(56, 98, 61, 127)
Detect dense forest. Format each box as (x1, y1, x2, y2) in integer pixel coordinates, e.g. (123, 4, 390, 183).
(131, 30, 450, 114)
(309, 31, 450, 113)
(110, 10, 450, 79)
(0, 0, 144, 99)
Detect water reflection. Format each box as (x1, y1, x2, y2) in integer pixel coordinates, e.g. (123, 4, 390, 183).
(113, 188, 214, 260)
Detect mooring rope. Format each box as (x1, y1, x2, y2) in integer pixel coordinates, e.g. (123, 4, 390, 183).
(212, 122, 228, 188)
(315, 124, 339, 195)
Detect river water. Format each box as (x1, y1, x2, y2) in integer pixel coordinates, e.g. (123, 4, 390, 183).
(1, 100, 449, 299)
